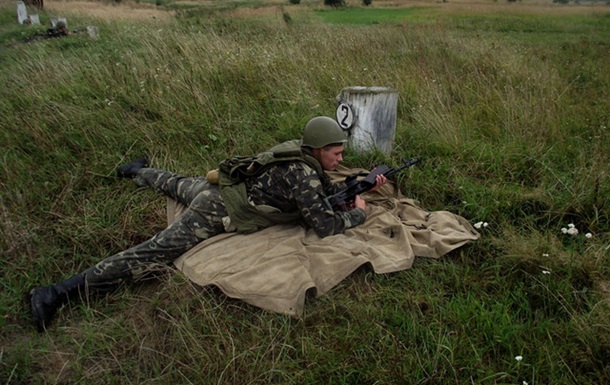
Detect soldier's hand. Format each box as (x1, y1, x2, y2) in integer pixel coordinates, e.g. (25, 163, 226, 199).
(354, 195, 366, 210)
(369, 174, 387, 193)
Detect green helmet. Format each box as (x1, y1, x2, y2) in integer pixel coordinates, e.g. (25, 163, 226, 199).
(302, 116, 347, 148)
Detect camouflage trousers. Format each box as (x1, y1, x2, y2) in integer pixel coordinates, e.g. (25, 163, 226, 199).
(82, 168, 228, 290)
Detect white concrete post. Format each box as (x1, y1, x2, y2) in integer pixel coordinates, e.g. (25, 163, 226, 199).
(17, 1, 28, 25)
(335, 86, 398, 155)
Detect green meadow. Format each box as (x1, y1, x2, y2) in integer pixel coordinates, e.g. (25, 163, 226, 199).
(315, 6, 421, 24)
(1, 0, 609, 383)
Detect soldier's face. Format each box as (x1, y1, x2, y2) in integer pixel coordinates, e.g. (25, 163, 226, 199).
(315, 145, 344, 171)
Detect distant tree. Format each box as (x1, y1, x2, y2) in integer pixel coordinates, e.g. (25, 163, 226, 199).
(363, 0, 372, 5)
(289, 0, 300, 4)
(324, 0, 346, 6)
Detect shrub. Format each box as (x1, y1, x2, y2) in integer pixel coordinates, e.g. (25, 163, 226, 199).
(289, 0, 300, 4)
(363, 0, 372, 5)
(324, 0, 346, 6)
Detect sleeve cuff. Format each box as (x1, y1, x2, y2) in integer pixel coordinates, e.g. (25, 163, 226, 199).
(341, 207, 366, 229)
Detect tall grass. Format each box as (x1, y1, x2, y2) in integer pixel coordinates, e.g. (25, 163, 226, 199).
(1, 1, 609, 384)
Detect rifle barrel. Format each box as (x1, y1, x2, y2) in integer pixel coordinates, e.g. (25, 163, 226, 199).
(385, 157, 420, 178)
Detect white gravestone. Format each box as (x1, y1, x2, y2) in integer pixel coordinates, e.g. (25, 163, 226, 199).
(17, 1, 28, 25)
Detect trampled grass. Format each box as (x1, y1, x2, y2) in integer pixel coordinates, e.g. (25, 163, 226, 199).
(1, 0, 609, 384)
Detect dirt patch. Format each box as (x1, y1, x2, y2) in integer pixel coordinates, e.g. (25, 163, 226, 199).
(225, 5, 286, 19)
(172, 0, 222, 6)
(45, 0, 175, 22)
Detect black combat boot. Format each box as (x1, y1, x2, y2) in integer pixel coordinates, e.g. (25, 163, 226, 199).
(117, 157, 149, 178)
(30, 274, 86, 332)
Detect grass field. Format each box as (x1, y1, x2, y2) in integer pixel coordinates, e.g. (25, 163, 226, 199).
(1, 0, 609, 384)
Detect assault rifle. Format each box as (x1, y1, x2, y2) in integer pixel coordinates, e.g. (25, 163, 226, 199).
(328, 157, 420, 211)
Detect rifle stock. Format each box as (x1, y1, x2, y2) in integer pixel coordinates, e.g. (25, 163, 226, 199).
(328, 157, 420, 211)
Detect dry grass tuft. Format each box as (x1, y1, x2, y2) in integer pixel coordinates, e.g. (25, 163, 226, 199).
(45, 0, 175, 22)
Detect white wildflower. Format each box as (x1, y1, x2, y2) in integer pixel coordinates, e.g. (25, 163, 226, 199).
(561, 228, 568, 234)
(567, 227, 579, 236)
(542, 270, 551, 275)
(474, 221, 484, 229)
(523, 381, 529, 385)
(515, 355, 523, 362)
(542, 253, 549, 257)
(568, 223, 575, 228)
(585, 233, 593, 239)
(483, 222, 489, 227)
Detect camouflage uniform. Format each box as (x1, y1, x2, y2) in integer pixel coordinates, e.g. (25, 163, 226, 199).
(30, 119, 367, 332)
(82, 168, 227, 290)
(82, 159, 365, 290)
(244, 161, 365, 237)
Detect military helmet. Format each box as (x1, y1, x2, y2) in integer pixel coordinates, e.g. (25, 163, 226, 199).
(302, 116, 347, 148)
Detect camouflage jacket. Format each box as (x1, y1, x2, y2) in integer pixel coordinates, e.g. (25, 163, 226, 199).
(219, 141, 365, 237)
(245, 160, 366, 237)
